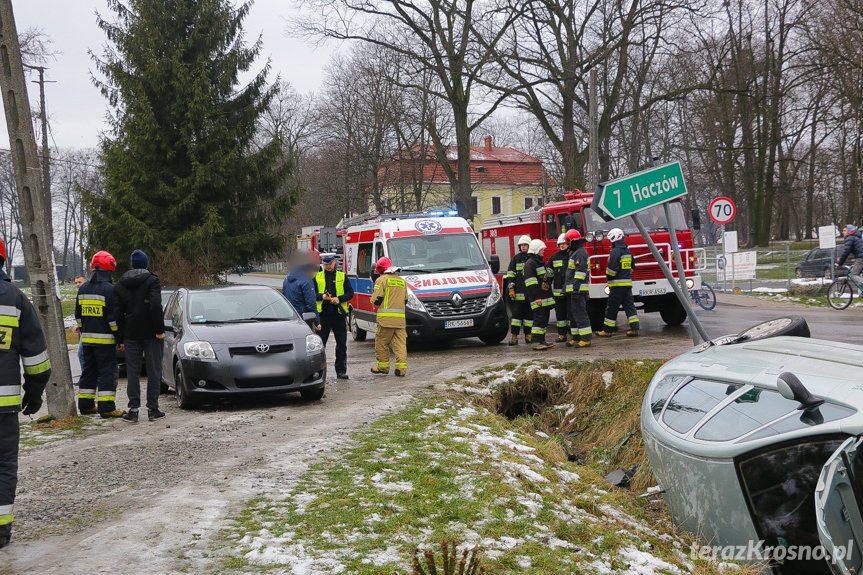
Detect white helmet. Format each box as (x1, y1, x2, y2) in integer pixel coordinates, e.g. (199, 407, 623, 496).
(528, 239, 546, 255)
(607, 228, 624, 243)
(517, 235, 532, 247)
(557, 233, 567, 246)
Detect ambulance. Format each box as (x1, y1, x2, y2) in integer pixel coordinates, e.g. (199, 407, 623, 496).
(342, 211, 509, 344)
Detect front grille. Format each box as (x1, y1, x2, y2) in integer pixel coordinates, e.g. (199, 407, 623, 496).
(234, 376, 294, 389)
(229, 343, 293, 356)
(424, 297, 487, 318)
(633, 268, 666, 281)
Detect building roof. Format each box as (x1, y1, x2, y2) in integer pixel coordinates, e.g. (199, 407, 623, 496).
(379, 137, 553, 188)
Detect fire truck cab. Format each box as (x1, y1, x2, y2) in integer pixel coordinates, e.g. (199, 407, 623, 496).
(342, 211, 509, 344)
(481, 191, 705, 330)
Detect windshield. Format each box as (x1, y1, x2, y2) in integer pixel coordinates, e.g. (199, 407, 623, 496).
(187, 288, 298, 323)
(387, 233, 488, 272)
(584, 202, 688, 234)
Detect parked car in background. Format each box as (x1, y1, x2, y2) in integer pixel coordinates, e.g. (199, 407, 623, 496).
(642, 317, 863, 575)
(160, 285, 326, 408)
(795, 247, 853, 278)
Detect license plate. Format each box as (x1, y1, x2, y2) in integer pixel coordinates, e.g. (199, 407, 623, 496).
(445, 319, 474, 329)
(640, 288, 667, 296)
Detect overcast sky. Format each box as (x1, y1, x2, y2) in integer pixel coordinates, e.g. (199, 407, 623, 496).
(2, 0, 334, 150)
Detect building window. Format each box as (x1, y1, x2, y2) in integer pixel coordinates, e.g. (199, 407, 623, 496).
(491, 196, 502, 215)
(471, 196, 478, 215)
(524, 197, 534, 210)
(476, 166, 487, 173)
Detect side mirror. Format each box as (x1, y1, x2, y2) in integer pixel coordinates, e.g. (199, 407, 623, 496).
(163, 320, 174, 333)
(777, 372, 824, 411)
(489, 254, 500, 275)
(302, 312, 317, 322)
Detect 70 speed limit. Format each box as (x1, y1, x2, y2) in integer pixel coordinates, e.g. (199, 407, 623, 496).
(709, 197, 736, 225)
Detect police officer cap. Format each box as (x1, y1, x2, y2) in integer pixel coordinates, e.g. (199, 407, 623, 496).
(321, 253, 337, 263)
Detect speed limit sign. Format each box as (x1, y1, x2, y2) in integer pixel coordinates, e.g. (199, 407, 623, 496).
(709, 197, 736, 225)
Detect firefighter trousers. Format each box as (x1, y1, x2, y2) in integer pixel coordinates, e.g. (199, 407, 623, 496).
(530, 306, 551, 344)
(509, 300, 533, 335)
(78, 344, 118, 413)
(568, 294, 592, 342)
(375, 326, 407, 374)
(0, 413, 18, 538)
(553, 296, 569, 336)
(603, 287, 639, 332)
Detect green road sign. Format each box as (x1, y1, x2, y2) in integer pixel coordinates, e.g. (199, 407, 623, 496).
(590, 161, 687, 221)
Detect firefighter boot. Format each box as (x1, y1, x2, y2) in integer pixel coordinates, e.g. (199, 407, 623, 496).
(525, 333, 532, 344)
(556, 335, 567, 343)
(508, 334, 519, 346)
(595, 330, 614, 338)
(626, 329, 639, 337)
(370, 367, 389, 375)
(100, 410, 124, 419)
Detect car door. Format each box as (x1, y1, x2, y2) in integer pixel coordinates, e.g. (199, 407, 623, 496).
(161, 291, 184, 385)
(814, 435, 863, 575)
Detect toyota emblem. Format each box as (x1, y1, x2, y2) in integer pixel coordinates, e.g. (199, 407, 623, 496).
(451, 292, 463, 307)
(255, 343, 270, 353)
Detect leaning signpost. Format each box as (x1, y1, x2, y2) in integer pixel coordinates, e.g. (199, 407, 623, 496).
(591, 161, 709, 345)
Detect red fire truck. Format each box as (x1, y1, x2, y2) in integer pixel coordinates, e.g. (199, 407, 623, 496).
(480, 190, 705, 330)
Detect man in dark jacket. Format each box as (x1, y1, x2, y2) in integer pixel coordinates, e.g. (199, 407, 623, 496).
(524, 239, 555, 350)
(283, 251, 321, 331)
(315, 253, 354, 380)
(596, 228, 639, 337)
(505, 235, 533, 345)
(76, 251, 123, 417)
(837, 224, 863, 286)
(564, 230, 592, 348)
(0, 237, 51, 549)
(114, 250, 165, 422)
(548, 233, 570, 342)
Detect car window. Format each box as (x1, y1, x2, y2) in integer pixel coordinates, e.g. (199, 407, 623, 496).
(187, 289, 297, 323)
(662, 379, 735, 434)
(694, 387, 799, 441)
(544, 212, 559, 240)
(649, 375, 689, 420)
(357, 243, 373, 278)
(172, 292, 184, 328)
(740, 403, 857, 442)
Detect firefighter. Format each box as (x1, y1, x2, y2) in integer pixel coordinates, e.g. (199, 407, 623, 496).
(370, 257, 408, 376)
(316, 253, 354, 380)
(0, 236, 51, 548)
(75, 251, 124, 417)
(505, 235, 533, 345)
(524, 239, 555, 350)
(596, 228, 639, 337)
(549, 233, 570, 342)
(564, 229, 592, 347)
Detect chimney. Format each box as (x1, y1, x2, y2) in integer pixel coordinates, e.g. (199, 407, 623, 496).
(484, 135, 492, 152)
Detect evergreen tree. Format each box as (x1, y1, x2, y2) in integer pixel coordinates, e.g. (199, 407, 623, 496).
(87, 0, 295, 280)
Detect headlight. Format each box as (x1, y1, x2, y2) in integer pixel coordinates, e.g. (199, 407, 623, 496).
(685, 278, 695, 289)
(487, 281, 501, 306)
(406, 288, 426, 312)
(183, 341, 217, 361)
(585, 231, 595, 242)
(306, 334, 324, 354)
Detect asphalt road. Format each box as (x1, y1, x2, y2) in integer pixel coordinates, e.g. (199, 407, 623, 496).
(2, 275, 859, 574)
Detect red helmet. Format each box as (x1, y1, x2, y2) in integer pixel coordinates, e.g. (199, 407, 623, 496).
(565, 229, 582, 242)
(0, 237, 5, 265)
(91, 250, 117, 271)
(375, 256, 393, 274)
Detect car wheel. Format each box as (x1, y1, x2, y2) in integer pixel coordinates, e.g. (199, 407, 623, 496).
(823, 267, 834, 279)
(350, 311, 367, 342)
(174, 362, 198, 409)
(300, 386, 325, 401)
(795, 268, 803, 279)
(479, 324, 508, 345)
(736, 316, 810, 342)
(659, 297, 687, 326)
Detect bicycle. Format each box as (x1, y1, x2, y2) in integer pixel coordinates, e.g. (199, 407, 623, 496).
(690, 282, 717, 311)
(827, 270, 863, 310)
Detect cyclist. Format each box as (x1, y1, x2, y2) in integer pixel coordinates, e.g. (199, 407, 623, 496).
(837, 224, 863, 286)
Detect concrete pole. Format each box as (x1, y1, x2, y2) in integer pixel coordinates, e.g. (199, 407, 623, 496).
(588, 69, 599, 193)
(0, 0, 76, 418)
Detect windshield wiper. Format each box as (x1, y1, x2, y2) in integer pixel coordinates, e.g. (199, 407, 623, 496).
(433, 266, 476, 272)
(246, 317, 288, 322)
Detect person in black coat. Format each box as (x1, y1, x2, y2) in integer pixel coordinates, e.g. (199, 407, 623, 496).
(114, 250, 165, 422)
(837, 224, 863, 286)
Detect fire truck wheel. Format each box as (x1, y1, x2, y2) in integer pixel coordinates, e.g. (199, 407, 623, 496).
(350, 311, 367, 342)
(659, 297, 687, 326)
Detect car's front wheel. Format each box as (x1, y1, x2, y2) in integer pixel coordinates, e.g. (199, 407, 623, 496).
(795, 268, 803, 279)
(350, 311, 367, 342)
(300, 386, 325, 401)
(174, 362, 199, 409)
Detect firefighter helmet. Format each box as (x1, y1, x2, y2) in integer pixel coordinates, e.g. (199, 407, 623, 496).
(528, 239, 546, 255)
(517, 235, 532, 247)
(565, 229, 582, 242)
(607, 228, 624, 243)
(557, 233, 567, 246)
(91, 250, 117, 271)
(375, 256, 393, 274)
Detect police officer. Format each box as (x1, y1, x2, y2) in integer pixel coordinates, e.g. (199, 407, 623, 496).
(548, 233, 570, 342)
(564, 229, 591, 348)
(524, 239, 555, 350)
(76, 251, 124, 417)
(316, 253, 354, 380)
(0, 237, 51, 548)
(596, 228, 639, 337)
(505, 235, 533, 345)
(370, 257, 408, 376)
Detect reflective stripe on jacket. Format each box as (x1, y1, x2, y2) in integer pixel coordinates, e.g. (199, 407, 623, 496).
(549, 249, 569, 295)
(606, 241, 633, 287)
(524, 254, 554, 307)
(0, 268, 51, 414)
(566, 246, 590, 293)
(505, 252, 530, 300)
(372, 273, 407, 329)
(76, 274, 117, 345)
(315, 271, 349, 314)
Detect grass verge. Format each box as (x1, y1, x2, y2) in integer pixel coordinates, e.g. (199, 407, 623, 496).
(19, 415, 109, 448)
(214, 360, 757, 574)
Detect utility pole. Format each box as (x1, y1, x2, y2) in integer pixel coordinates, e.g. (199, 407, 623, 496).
(588, 68, 599, 193)
(24, 64, 55, 240)
(0, 1, 76, 418)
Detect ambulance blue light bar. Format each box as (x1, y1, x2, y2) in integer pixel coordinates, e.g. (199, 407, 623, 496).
(377, 209, 459, 221)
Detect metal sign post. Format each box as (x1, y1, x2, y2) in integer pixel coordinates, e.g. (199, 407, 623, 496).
(663, 201, 699, 344)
